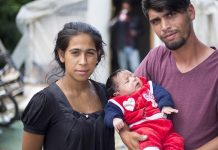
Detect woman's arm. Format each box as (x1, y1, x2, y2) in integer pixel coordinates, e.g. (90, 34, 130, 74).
(22, 131, 44, 150)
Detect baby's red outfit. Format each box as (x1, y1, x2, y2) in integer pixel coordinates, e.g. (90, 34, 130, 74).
(109, 77, 184, 150)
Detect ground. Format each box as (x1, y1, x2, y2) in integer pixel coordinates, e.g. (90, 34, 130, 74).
(0, 121, 22, 150)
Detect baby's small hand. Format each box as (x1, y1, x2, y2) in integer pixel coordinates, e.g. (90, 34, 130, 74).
(161, 106, 179, 115)
(113, 118, 124, 133)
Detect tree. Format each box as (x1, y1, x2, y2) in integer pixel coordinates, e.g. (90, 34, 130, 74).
(0, 0, 32, 53)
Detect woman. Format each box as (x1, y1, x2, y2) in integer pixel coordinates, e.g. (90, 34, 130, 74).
(22, 22, 115, 150)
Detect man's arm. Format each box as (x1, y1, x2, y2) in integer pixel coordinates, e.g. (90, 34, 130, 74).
(119, 123, 147, 150)
(104, 102, 147, 150)
(196, 137, 218, 150)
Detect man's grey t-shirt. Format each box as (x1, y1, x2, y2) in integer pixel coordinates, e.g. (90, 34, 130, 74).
(135, 45, 218, 150)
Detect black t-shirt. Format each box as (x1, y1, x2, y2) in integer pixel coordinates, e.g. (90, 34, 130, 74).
(22, 80, 115, 150)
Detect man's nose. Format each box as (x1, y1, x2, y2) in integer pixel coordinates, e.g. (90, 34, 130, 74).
(161, 19, 170, 32)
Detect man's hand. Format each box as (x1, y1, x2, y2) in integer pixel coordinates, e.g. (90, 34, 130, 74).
(119, 123, 147, 150)
(113, 118, 125, 133)
(161, 106, 179, 115)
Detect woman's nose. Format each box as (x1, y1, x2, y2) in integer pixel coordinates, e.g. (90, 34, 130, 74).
(79, 54, 87, 65)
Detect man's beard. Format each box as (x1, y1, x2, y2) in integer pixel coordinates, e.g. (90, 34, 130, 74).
(162, 24, 191, 51)
(164, 37, 186, 51)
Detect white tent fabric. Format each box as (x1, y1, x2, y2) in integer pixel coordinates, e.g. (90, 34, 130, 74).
(153, 0, 218, 48)
(12, 0, 111, 83)
(193, 0, 218, 47)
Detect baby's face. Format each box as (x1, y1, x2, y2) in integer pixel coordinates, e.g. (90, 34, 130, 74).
(114, 70, 142, 96)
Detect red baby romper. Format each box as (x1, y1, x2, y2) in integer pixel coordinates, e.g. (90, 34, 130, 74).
(109, 77, 184, 150)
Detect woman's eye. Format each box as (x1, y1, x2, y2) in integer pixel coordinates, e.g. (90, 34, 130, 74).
(87, 50, 97, 55)
(87, 51, 95, 55)
(72, 51, 79, 55)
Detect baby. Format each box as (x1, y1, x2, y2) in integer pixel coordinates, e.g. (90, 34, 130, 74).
(104, 69, 184, 150)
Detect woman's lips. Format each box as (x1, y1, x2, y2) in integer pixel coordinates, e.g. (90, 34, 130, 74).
(76, 69, 89, 75)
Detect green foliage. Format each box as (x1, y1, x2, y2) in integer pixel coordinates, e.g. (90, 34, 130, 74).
(0, 0, 32, 53)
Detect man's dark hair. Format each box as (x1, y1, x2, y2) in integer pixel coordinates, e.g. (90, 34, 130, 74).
(142, 0, 191, 18)
(106, 69, 125, 99)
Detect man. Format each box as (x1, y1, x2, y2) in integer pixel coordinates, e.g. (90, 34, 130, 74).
(110, 1, 142, 72)
(133, 0, 218, 149)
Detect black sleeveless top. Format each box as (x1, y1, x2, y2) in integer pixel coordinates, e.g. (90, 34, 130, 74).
(21, 80, 115, 150)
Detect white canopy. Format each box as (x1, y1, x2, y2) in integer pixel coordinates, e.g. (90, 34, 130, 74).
(12, 0, 112, 83)
(193, 0, 218, 47)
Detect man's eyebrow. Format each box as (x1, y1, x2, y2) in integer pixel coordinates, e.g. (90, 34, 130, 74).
(149, 10, 172, 22)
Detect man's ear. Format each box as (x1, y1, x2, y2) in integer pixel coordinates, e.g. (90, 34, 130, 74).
(187, 4, 195, 20)
(57, 49, 65, 63)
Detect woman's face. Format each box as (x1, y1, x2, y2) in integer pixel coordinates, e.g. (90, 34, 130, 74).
(58, 33, 98, 81)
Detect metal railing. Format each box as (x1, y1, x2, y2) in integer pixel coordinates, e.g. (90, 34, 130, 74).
(0, 39, 23, 126)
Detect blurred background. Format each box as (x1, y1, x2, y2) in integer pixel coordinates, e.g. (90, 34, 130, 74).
(0, 0, 218, 150)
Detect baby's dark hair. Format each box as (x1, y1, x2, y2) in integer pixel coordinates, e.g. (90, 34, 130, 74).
(106, 69, 125, 99)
